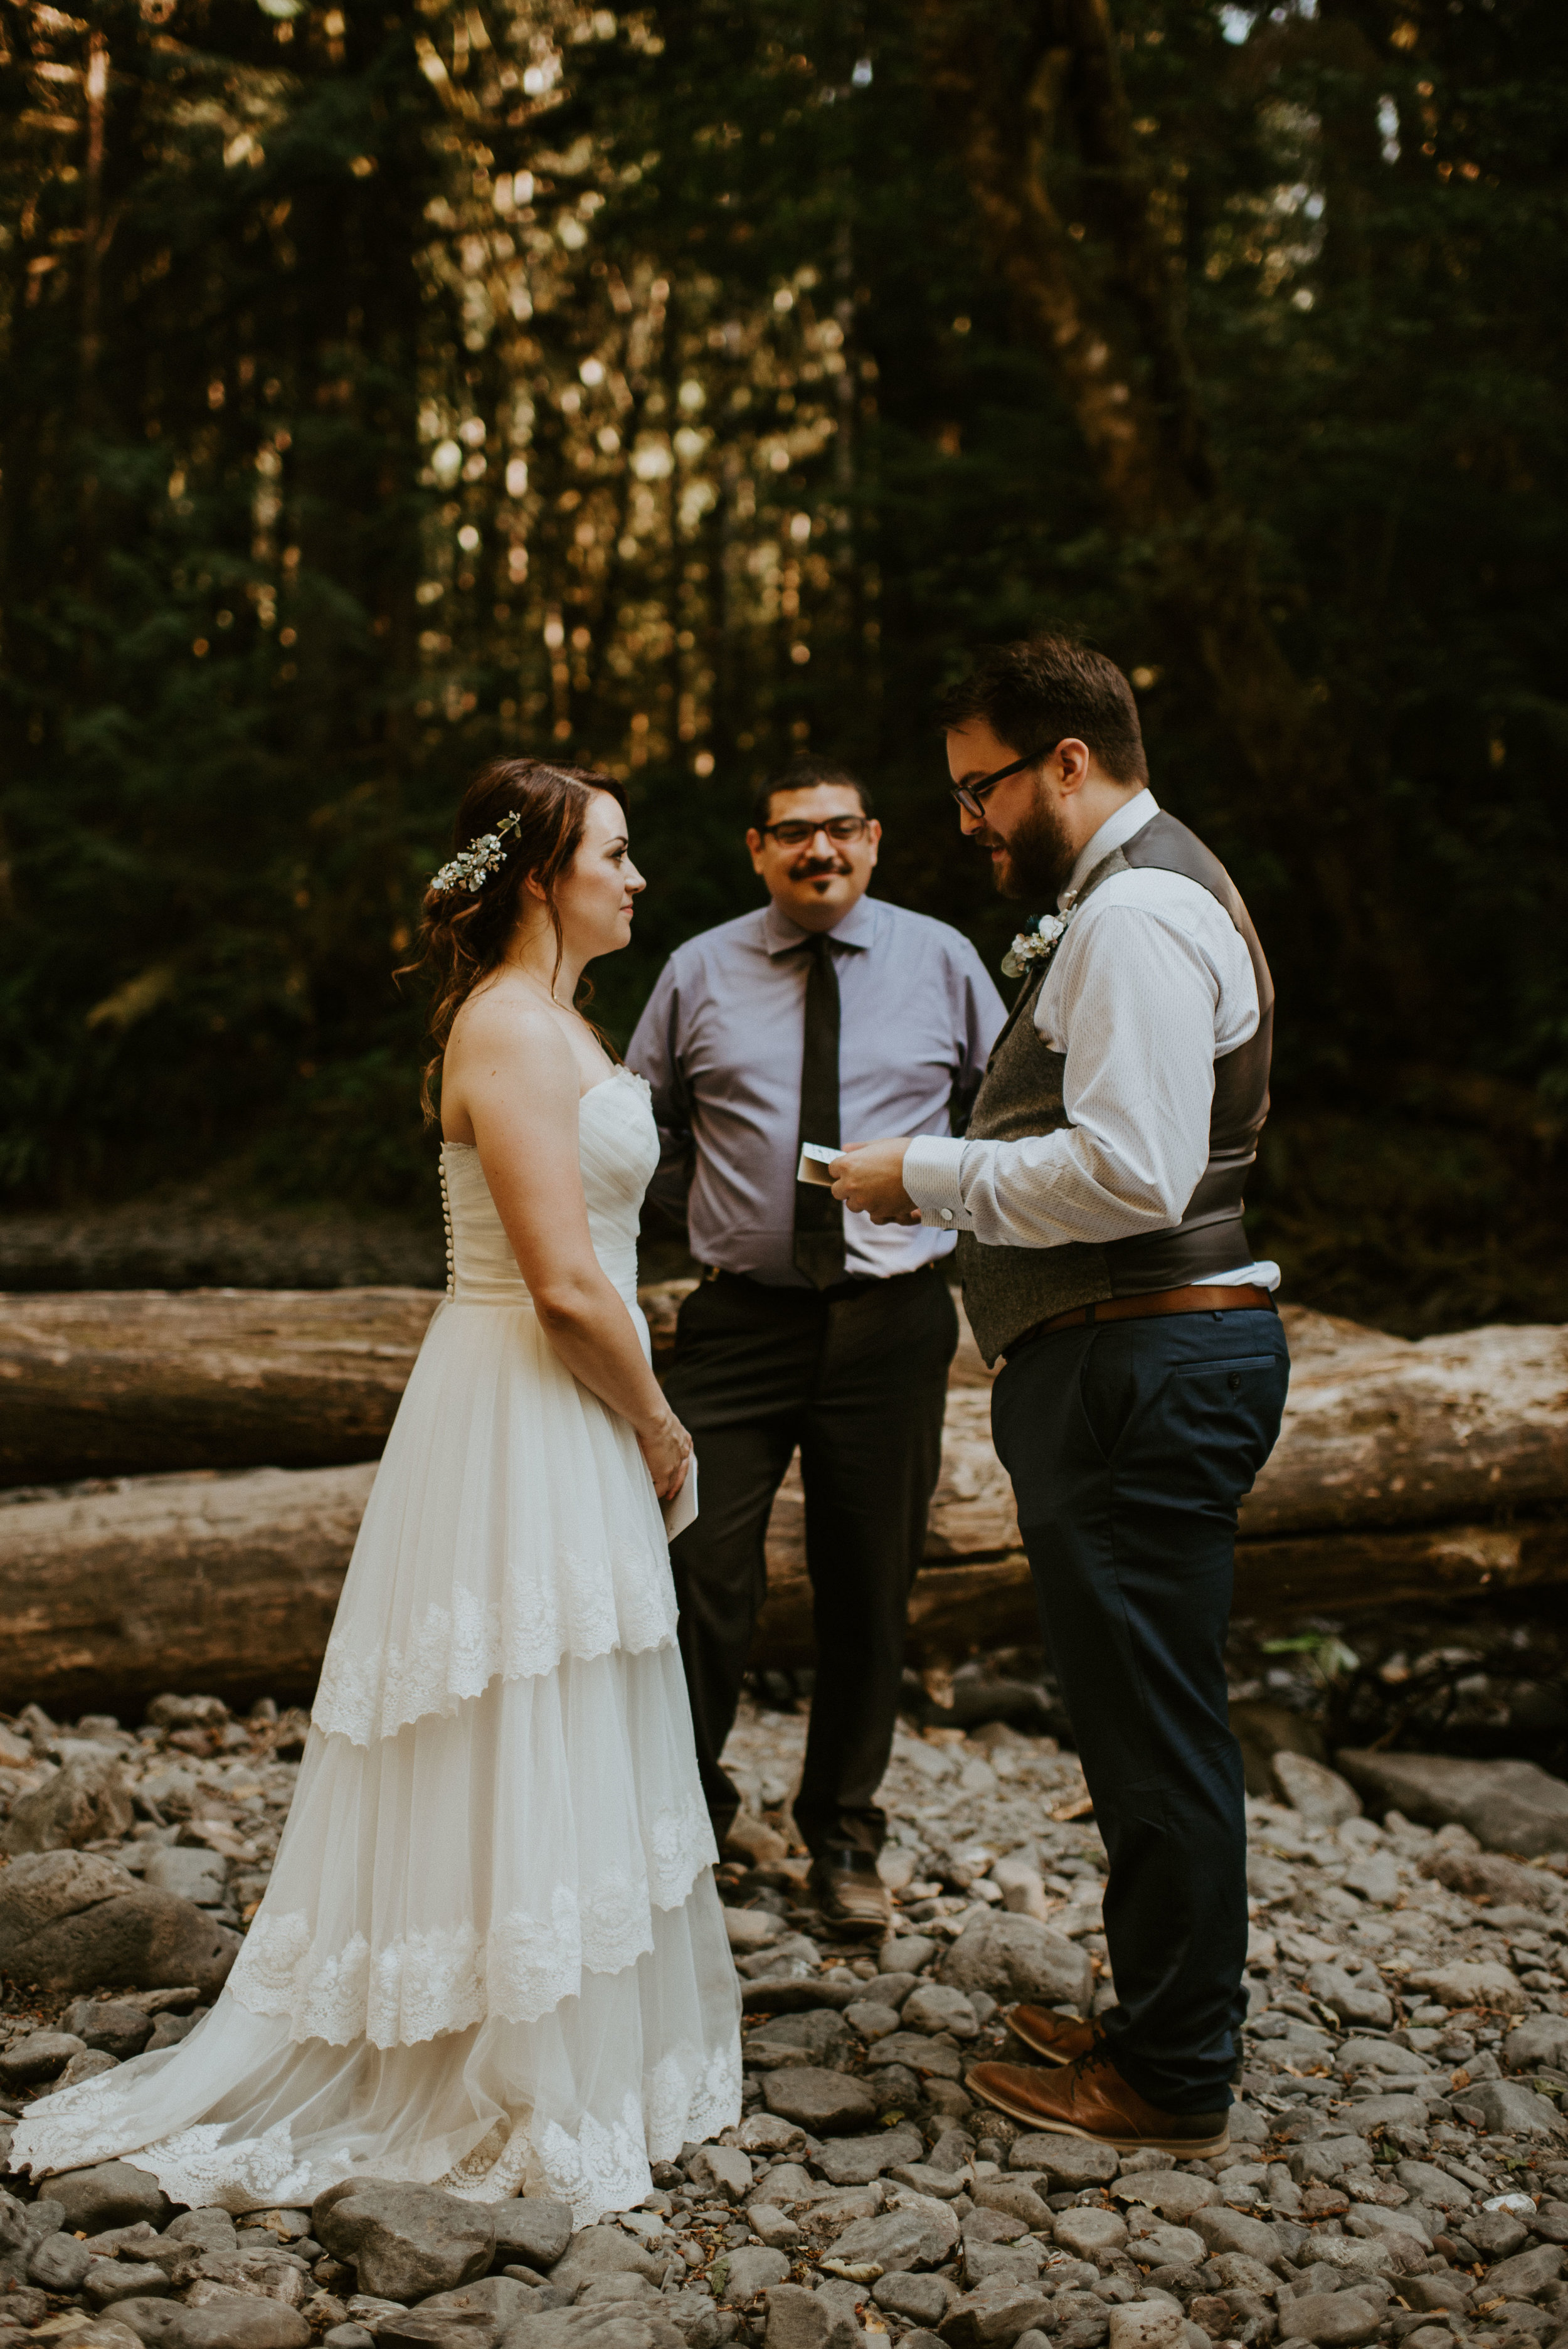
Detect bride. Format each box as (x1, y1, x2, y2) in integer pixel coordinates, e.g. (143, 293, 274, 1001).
(14, 760, 742, 2219)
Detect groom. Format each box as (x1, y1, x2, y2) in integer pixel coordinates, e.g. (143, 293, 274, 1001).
(833, 634, 1290, 2155)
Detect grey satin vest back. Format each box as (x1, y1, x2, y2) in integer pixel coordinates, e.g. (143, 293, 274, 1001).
(955, 811, 1274, 1366)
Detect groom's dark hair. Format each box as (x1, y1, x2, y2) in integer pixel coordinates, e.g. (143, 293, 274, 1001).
(938, 634, 1149, 787)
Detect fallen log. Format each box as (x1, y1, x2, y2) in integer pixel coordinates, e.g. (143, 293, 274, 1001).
(0, 1465, 377, 1719)
(4, 1283, 1568, 1716)
(1, 1458, 1562, 1720)
(758, 1308, 1568, 1574)
(7, 1291, 1567, 1549)
(753, 1517, 1568, 1670)
(766, 1306, 1568, 1567)
(0, 1281, 698, 1490)
(1244, 1310, 1568, 1538)
(0, 1290, 441, 1487)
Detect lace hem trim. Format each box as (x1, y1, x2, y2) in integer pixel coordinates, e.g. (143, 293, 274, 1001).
(9, 2104, 333, 2217)
(312, 1553, 679, 1747)
(226, 1798, 718, 2047)
(9, 2039, 741, 2226)
(513, 2041, 743, 2220)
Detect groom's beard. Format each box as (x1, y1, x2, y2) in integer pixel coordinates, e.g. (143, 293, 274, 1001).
(982, 790, 1078, 903)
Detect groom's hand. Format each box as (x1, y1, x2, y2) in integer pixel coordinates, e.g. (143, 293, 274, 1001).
(830, 1139, 921, 1225)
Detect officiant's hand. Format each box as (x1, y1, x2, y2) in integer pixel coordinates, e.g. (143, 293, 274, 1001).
(830, 1139, 921, 1225)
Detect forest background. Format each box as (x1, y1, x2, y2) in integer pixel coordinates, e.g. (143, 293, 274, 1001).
(2, 0, 1565, 1335)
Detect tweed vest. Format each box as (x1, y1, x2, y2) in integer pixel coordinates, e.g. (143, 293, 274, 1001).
(955, 810, 1274, 1366)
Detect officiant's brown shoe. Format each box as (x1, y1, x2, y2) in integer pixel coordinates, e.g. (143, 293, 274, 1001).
(808, 1848, 891, 1939)
(967, 2043, 1231, 2159)
(1005, 2003, 1098, 2066)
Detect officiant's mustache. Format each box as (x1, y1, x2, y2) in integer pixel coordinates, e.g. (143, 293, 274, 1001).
(790, 850, 853, 879)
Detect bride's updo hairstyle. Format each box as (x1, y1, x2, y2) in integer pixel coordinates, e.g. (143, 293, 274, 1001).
(408, 756, 629, 1121)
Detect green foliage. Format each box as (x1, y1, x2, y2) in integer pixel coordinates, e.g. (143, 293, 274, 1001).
(1, 0, 447, 1197)
(2, 0, 1567, 1327)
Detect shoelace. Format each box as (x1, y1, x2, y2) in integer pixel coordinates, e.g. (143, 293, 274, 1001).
(1069, 2032, 1116, 2088)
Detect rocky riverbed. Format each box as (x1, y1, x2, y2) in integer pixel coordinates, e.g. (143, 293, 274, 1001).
(0, 1692, 1564, 2349)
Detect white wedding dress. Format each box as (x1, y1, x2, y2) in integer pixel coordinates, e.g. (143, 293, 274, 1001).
(13, 1069, 741, 2220)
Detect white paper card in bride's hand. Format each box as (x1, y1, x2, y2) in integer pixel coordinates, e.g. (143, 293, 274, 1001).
(662, 1460, 698, 1540)
(797, 1142, 840, 1187)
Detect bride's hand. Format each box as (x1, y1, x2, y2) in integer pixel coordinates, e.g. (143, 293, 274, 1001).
(638, 1408, 693, 1501)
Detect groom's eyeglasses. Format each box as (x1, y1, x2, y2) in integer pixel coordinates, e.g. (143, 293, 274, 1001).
(951, 741, 1059, 820)
(761, 817, 871, 847)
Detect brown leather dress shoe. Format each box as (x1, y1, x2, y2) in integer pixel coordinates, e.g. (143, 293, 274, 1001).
(1005, 2004, 1097, 2067)
(1008, 2005, 1245, 2090)
(807, 1849, 891, 1939)
(967, 2043, 1231, 2158)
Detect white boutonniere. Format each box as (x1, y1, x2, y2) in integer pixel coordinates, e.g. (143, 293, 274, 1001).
(1001, 908, 1074, 979)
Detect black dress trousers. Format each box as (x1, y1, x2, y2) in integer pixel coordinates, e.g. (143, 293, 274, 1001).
(663, 1265, 958, 1860)
(991, 1305, 1290, 2114)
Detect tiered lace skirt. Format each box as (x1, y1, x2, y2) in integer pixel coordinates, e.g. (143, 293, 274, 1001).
(13, 1296, 742, 2219)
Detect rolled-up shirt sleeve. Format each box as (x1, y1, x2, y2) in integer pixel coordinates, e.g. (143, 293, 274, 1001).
(902, 904, 1228, 1250)
(625, 958, 696, 1226)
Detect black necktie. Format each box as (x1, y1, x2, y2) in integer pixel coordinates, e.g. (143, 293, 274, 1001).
(793, 933, 845, 1289)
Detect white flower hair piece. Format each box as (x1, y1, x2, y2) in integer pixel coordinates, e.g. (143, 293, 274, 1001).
(1000, 908, 1073, 979)
(428, 808, 524, 898)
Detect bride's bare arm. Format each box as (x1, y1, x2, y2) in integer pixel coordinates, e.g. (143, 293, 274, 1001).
(446, 998, 691, 1498)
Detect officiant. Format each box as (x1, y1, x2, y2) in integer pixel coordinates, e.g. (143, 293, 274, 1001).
(627, 759, 1005, 1936)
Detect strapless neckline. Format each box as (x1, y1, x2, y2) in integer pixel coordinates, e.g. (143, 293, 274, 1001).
(440, 1065, 649, 1155)
(438, 1064, 659, 1311)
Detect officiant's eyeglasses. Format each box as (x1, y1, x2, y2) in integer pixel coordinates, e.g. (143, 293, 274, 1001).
(951, 741, 1060, 819)
(761, 816, 871, 846)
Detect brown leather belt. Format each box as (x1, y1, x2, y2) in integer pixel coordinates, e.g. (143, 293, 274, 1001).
(1015, 1283, 1275, 1350)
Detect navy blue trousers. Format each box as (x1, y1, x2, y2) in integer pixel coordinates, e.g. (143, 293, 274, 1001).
(991, 1306, 1290, 2113)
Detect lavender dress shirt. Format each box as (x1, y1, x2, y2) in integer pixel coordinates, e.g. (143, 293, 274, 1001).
(627, 893, 1007, 1287)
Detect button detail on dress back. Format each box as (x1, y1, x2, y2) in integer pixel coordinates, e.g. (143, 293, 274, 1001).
(438, 1157, 456, 1300)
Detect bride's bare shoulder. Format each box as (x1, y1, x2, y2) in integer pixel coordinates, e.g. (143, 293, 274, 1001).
(448, 976, 575, 1081)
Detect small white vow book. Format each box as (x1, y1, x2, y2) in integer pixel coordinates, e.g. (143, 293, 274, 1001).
(797, 1142, 840, 1187)
(662, 1460, 699, 1540)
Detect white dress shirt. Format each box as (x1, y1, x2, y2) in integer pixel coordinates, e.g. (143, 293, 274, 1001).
(902, 792, 1279, 1289)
